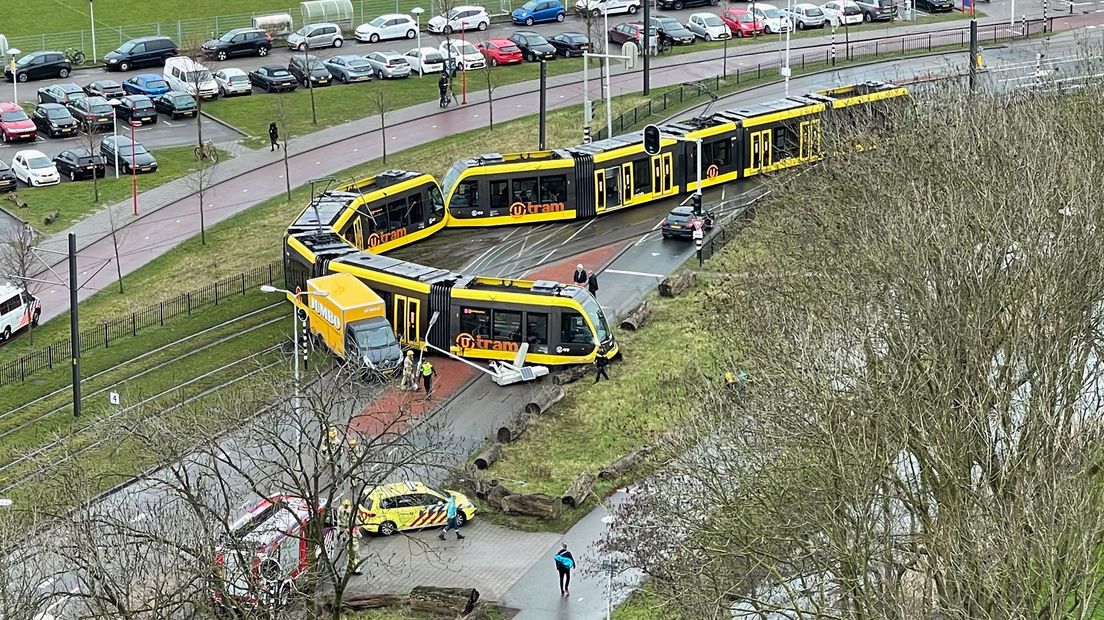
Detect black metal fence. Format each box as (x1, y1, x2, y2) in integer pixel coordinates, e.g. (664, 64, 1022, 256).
(0, 261, 283, 387)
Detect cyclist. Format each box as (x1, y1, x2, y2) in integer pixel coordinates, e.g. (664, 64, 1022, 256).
(438, 72, 451, 108)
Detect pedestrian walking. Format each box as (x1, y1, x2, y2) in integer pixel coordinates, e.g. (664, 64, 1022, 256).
(587, 271, 599, 298)
(594, 353, 610, 383)
(572, 264, 588, 286)
(437, 494, 466, 540)
(438, 73, 450, 108)
(268, 122, 280, 151)
(554, 543, 575, 596)
(401, 350, 416, 391)
(421, 359, 437, 398)
(336, 498, 363, 575)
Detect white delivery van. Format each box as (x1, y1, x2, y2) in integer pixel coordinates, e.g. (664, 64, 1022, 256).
(0, 284, 41, 342)
(164, 56, 220, 100)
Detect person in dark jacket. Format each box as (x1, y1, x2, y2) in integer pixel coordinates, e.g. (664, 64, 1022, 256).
(268, 122, 280, 151)
(594, 353, 610, 383)
(554, 542, 575, 596)
(587, 271, 599, 298)
(438, 73, 450, 107)
(573, 264, 587, 286)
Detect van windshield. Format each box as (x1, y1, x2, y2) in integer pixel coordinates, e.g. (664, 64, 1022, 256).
(115, 41, 136, 54)
(354, 323, 396, 349)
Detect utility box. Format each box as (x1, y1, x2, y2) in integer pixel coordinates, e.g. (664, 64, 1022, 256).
(252, 14, 294, 37)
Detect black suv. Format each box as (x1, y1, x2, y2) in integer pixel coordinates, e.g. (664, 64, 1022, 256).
(287, 55, 333, 87)
(508, 31, 558, 62)
(202, 28, 273, 61)
(855, 0, 896, 21)
(4, 51, 71, 82)
(113, 95, 158, 125)
(104, 36, 180, 72)
(657, 0, 718, 10)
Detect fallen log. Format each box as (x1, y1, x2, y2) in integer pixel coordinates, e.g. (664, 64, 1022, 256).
(409, 586, 479, 616)
(619, 300, 654, 331)
(473, 442, 503, 470)
(598, 449, 649, 480)
(326, 593, 406, 611)
(43, 210, 60, 226)
(485, 481, 515, 510)
(561, 472, 596, 508)
(658, 272, 697, 297)
(7, 193, 28, 209)
(466, 601, 501, 619)
(501, 493, 562, 519)
(524, 384, 564, 416)
(553, 364, 591, 386)
(496, 413, 531, 443)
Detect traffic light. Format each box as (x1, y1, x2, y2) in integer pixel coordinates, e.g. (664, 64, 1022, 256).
(643, 124, 661, 156)
(691, 192, 702, 215)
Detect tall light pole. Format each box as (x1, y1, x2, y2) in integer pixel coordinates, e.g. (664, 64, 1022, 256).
(89, 0, 98, 63)
(412, 7, 425, 75)
(259, 285, 329, 443)
(129, 120, 138, 215)
(460, 21, 468, 104)
(107, 97, 120, 178)
(303, 44, 317, 125)
(781, 0, 792, 96)
(8, 48, 21, 104)
(603, 8, 611, 138)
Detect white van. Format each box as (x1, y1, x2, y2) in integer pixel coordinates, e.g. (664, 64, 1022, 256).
(0, 284, 41, 342)
(163, 57, 220, 100)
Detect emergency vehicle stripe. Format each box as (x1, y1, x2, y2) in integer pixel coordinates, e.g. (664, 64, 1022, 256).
(435, 511, 448, 524)
(411, 511, 429, 527)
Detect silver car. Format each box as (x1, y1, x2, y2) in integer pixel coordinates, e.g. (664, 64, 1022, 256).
(324, 55, 376, 83)
(364, 51, 412, 79)
(286, 23, 344, 51)
(213, 68, 253, 96)
(782, 3, 827, 29)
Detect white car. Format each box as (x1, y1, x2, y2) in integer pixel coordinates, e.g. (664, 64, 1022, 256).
(213, 68, 253, 96)
(405, 47, 446, 74)
(821, 0, 864, 25)
(439, 40, 486, 70)
(427, 6, 490, 34)
(364, 51, 412, 79)
(11, 150, 60, 187)
(783, 3, 827, 28)
(686, 13, 731, 40)
(750, 3, 793, 33)
(574, 0, 641, 16)
(355, 14, 419, 42)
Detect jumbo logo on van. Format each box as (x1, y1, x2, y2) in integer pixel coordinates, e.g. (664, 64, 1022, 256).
(509, 201, 566, 218)
(455, 332, 520, 352)
(311, 296, 341, 330)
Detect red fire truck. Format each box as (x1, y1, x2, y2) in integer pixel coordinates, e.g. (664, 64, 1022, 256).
(211, 493, 337, 611)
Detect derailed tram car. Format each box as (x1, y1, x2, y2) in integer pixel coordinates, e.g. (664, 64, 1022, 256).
(439, 81, 909, 227)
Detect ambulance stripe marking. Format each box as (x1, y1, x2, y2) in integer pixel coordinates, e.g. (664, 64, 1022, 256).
(411, 511, 429, 527)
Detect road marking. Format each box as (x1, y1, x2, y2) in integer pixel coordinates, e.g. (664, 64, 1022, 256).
(634, 233, 652, 247)
(353, 148, 359, 152)
(560, 218, 593, 246)
(242, 188, 248, 192)
(144, 236, 150, 240)
(315, 161, 321, 165)
(539, 248, 556, 264)
(606, 268, 665, 279)
(163, 121, 174, 126)
(175, 219, 180, 223)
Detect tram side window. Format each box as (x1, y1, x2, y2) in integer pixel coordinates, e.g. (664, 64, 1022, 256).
(710, 139, 732, 167)
(493, 310, 523, 342)
(511, 177, 539, 204)
(453, 180, 479, 208)
(632, 158, 650, 195)
(526, 312, 548, 346)
(490, 180, 509, 210)
(774, 124, 800, 160)
(429, 186, 445, 218)
(539, 176, 566, 203)
(604, 168, 620, 205)
(560, 310, 592, 344)
(460, 307, 491, 337)
(405, 195, 422, 227)
(385, 198, 406, 230)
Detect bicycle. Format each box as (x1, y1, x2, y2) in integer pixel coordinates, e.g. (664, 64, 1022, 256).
(194, 140, 219, 164)
(63, 48, 87, 64)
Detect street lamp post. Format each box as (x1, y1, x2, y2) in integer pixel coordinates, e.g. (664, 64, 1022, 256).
(89, 0, 98, 63)
(107, 97, 120, 178)
(460, 21, 468, 104)
(412, 7, 425, 75)
(8, 48, 21, 104)
(781, 0, 793, 96)
(129, 120, 139, 215)
(259, 285, 329, 443)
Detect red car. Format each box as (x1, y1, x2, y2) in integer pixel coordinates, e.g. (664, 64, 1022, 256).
(0, 102, 37, 143)
(477, 38, 524, 66)
(721, 8, 764, 37)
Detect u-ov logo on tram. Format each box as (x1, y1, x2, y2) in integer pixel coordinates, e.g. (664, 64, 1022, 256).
(706, 164, 719, 179)
(456, 332, 476, 349)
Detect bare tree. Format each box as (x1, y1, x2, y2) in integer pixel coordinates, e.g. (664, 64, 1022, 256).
(0, 224, 43, 339)
(77, 120, 104, 203)
(477, 53, 498, 129)
(372, 90, 390, 164)
(274, 94, 293, 202)
(105, 203, 126, 293)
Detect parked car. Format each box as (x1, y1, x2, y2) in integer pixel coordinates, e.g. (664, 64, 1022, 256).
(364, 51, 412, 79)
(0, 103, 36, 143)
(37, 83, 85, 105)
(657, 0, 717, 10)
(248, 65, 299, 92)
(915, 0, 954, 11)
(686, 13, 731, 40)
(10, 150, 59, 186)
(512, 0, 566, 25)
(477, 39, 524, 66)
(202, 27, 272, 61)
(53, 148, 106, 181)
(404, 47, 446, 74)
(509, 31, 558, 61)
(164, 57, 219, 100)
(607, 22, 655, 48)
(288, 55, 334, 87)
(721, 8, 765, 37)
(821, 0, 864, 25)
(213, 68, 254, 96)
(855, 0, 896, 20)
(356, 14, 419, 42)
(104, 36, 179, 72)
(152, 91, 198, 119)
(650, 16, 696, 45)
(83, 79, 126, 99)
(32, 103, 79, 138)
(324, 55, 376, 83)
(438, 40, 486, 71)
(113, 95, 158, 125)
(4, 51, 71, 82)
(286, 23, 344, 50)
(122, 74, 170, 96)
(661, 205, 713, 239)
(101, 136, 158, 174)
(427, 5, 490, 33)
(547, 32, 590, 57)
(783, 3, 827, 29)
(575, 0, 640, 16)
(0, 161, 16, 192)
(749, 3, 793, 33)
(67, 96, 114, 132)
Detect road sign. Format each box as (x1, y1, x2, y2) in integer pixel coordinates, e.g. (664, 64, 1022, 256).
(109, 391, 120, 405)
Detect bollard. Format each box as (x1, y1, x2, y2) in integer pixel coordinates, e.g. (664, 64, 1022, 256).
(1022, 15, 1027, 37)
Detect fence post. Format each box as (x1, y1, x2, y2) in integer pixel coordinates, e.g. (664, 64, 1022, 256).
(215, 15, 220, 35)
(268, 262, 274, 284)
(160, 302, 164, 326)
(875, 41, 878, 56)
(104, 323, 109, 348)
(928, 33, 932, 51)
(20, 357, 25, 382)
(757, 64, 761, 78)
(132, 312, 137, 336)
(48, 346, 53, 369)
(241, 272, 246, 295)
(801, 53, 805, 70)
(215, 281, 219, 305)
(187, 292, 192, 315)
(736, 67, 739, 83)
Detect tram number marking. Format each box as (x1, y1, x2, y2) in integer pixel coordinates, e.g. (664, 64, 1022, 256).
(509, 201, 566, 218)
(456, 332, 520, 352)
(706, 164, 719, 179)
(367, 227, 408, 248)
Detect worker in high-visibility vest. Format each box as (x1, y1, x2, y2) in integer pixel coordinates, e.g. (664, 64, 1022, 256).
(421, 359, 437, 398)
(336, 498, 362, 575)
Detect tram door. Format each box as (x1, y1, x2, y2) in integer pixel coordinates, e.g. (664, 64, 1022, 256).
(595, 167, 622, 213)
(748, 129, 773, 175)
(651, 153, 672, 196)
(620, 162, 634, 206)
(394, 294, 422, 344)
(799, 119, 821, 161)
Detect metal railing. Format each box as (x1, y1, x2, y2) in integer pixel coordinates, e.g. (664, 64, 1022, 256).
(0, 261, 283, 387)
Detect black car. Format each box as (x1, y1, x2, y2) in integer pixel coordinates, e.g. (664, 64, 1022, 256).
(508, 31, 558, 62)
(100, 136, 158, 174)
(608, 23, 655, 47)
(0, 161, 16, 192)
(915, 0, 953, 11)
(37, 83, 86, 105)
(202, 28, 273, 61)
(104, 36, 179, 72)
(287, 55, 333, 87)
(66, 96, 114, 132)
(53, 148, 106, 181)
(650, 16, 695, 45)
(113, 95, 158, 125)
(84, 79, 127, 99)
(4, 51, 71, 82)
(248, 65, 299, 92)
(660, 205, 714, 239)
(31, 104, 79, 138)
(547, 32, 590, 57)
(657, 0, 717, 9)
(152, 92, 197, 119)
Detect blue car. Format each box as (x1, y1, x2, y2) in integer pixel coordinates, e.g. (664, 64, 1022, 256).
(511, 0, 566, 25)
(122, 73, 170, 96)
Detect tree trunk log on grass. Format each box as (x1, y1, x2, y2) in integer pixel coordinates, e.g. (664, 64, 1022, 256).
(501, 493, 562, 519)
(485, 481, 515, 509)
(408, 586, 480, 616)
(325, 593, 405, 611)
(619, 300, 654, 331)
(561, 472, 597, 508)
(525, 384, 565, 415)
(474, 442, 503, 470)
(599, 449, 649, 480)
(659, 272, 697, 297)
(554, 364, 591, 386)
(496, 413, 531, 443)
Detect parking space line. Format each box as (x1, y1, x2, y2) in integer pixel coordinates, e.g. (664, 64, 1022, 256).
(606, 268, 666, 279)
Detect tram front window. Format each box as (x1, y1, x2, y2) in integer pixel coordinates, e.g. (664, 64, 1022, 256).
(442, 162, 468, 202)
(429, 186, 445, 218)
(581, 297, 610, 343)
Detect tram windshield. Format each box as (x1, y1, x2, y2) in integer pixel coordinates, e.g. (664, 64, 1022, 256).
(581, 296, 610, 343)
(442, 162, 467, 199)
